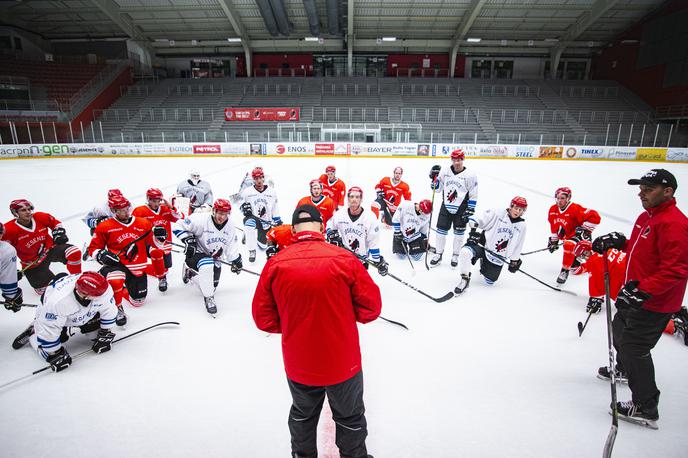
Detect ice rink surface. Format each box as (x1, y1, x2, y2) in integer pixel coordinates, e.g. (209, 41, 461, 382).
(0, 155, 686, 457)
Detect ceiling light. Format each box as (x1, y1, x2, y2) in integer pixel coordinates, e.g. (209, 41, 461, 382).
(304, 37, 319, 41)
(466, 38, 481, 43)
(227, 37, 241, 42)
(382, 37, 397, 42)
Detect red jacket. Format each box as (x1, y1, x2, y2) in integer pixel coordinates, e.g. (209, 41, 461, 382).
(252, 231, 382, 386)
(624, 198, 688, 313)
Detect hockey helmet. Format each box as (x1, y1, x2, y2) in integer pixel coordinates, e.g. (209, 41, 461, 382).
(251, 167, 265, 179)
(574, 240, 593, 259)
(419, 199, 433, 215)
(555, 187, 572, 199)
(325, 165, 336, 173)
(213, 198, 232, 213)
(107, 189, 122, 199)
(9, 199, 34, 217)
(108, 195, 131, 211)
(75, 271, 109, 298)
(510, 196, 528, 209)
(146, 188, 164, 201)
(347, 186, 363, 198)
(451, 149, 465, 160)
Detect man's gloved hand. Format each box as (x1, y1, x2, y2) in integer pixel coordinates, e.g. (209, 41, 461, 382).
(429, 165, 441, 181)
(266, 245, 278, 259)
(586, 296, 603, 314)
(240, 202, 252, 217)
(153, 226, 167, 242)
(92, 328, 116, 354)
(230, 255, 243, 274)
(182, 235, 197, 258)
(508, 259, 522, 273)
(327, 230, 343, 247)
(376, 189, 385, 200)
(51, 227, 68, 245)
(615, 280, 651, 310)
(96, 250, 120, 267)
(547, 235, 560, 253)
(571, 226, 592, 243)
(46, 347, 72, 372)
(467, 229, 482, 245)
(376, 257, 389, 276)
(2, 289, 23, 312)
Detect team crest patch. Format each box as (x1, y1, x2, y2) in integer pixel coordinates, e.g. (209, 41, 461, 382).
(641, 226, 651, 238)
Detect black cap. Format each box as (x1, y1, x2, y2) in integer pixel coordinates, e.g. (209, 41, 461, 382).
(628, 169, 678, 190)
(292, 204, 323, 225)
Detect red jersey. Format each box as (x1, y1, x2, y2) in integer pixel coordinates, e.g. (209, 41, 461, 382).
(297, 195, 336, 227)
(267, 224, 294, 250)
(3, 212, 61, 268)
(548, 202, 601, 240)
(374, 177, 411, 212)
(132, 204, 181, 254)
(319, 174, 346, 209)
(576, 249, 627, 299)
(88, 216, 160, 277)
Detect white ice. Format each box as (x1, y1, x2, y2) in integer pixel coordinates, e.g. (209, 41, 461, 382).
(0, 156, 686, 457)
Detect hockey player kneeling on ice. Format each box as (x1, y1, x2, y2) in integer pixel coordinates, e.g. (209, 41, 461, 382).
(454, 197, 527, 294)
(12, 271, 117, 373)
(239, 167, 282, 263)
(173, 199, 242, 315)
(0, 221, 23, 313)
(392, 199, 432, 261)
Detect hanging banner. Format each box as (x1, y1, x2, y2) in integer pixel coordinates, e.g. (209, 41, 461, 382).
(224, 107, 300, 122)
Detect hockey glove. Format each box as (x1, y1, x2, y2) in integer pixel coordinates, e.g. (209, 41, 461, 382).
(123, 243, 139, 262)
(376, 257, 389, 276)
(46, 347, 72, 372)
(240, 202, 252, 217)
(592, 232, 626, 254)
(460, 210, 474, 227)
(615, 280, 651, 310)
(266, 245, 278, 259)
(586, 296, 603, 314)
(96, 250, 120, 267)
(2, 289, 23, 313)
(327, 230, 343, 247)
(376, 189, 385, 200)
(547, 236, 560, 253)
(182, 235, 197, 258)
(92, 328, 115, 354)
(230, 255, 243, 274)
(51, 227, 69, 245)
(572, 226, 592, 243)
(153, 226, 167, 242)
(467, 229, 482, 246)
(429, 165, 441, 181)
(508, 259, 522, 273)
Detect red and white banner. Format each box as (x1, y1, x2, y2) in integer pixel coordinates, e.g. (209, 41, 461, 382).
(224, 107, 300, 122)
(193, 144, 221, 154)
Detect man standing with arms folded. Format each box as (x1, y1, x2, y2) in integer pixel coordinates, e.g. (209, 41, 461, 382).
(592, 169, 688, 429)
(252, 204, 381, 458)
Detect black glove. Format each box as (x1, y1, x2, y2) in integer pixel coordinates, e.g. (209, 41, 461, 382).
(376, 189, 385, 200)
(592, 232, 626, 254)
(92, 328, 116, 354)
(467, 229, 482, 245)
(240, 202, 252, 217)
(393, 232, 404, 243)
(212, 247, 223, 259)
(460, 210, 474, 226)
(327, 230, 343, 247)
(2, 289, 23, 313)
(266, 245, 278, 259)
(153, 226, 167, 242)
(572, 226, 592, 243)
(96, 250, 120, 266)
(16, 269, 23, 281)
(230, 255, 243, 274)
(616, 280, 651, 310)
(376, 257, 389, 276)
(508, 259, 522, 273)
(182, 235, 197, 257)
(547, 236, 559, 253)
(429, 165, 441, 181)
(51, 227, 68, 245)
(587, 296, 603, 314)
(46, 347, 72, 372)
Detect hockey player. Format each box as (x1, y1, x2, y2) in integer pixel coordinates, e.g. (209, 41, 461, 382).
(3, 199, 82, 295)
(570, 240, 627, 315)
(266, 224, 294, 259)
(173, 199, 243, 315)
(454, 196, 527, 294)
(0, 222, 23, 312)
(372, 166, 412, 226)
(327, 186, 387, 275)
(547, 187, 601, 284)
(296, 179, 336, 228)
(12, 271, 118, 372)
(176, 170, 213, 213)
(230, 167, 275, 203)
(428, 149, 479, 267)
(132, 188, 183, 292)
(392, 199, 433, 261)
(239, 167, 282, 263)
(83, 189, 121, 235)
(88, 194, 167, 326)
(319, 165, 346, 210)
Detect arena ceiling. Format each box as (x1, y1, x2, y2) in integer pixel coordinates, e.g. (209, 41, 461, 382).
(0, 0, 666, 56)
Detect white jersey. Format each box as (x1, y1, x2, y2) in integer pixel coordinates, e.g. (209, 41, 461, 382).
(392, 201, 430, 242)
(83, 201, 113, 229)
(435, 165, 478, 215)
(173, 212, 240, 263)
(470, 208, 527, 265)
(33, 274, 117, 354)
(328, 208, 380, 261)
(177, 179, 213, 208)
(239, 185, 281, 229)
(0, 241, 19, 298)
(238, 173, 275, 194)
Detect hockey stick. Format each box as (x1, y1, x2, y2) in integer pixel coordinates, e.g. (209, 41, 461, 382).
(602, 252, 618, 458)
(577, 310, 594, 337)
(400, 239, 416, 274)
(170, 243, 261, 277)
(521, 242, 563, 256)
(425, 178, 438, 270)
(19, 244, 46, 274)
(0, 301, 38, 308)
(478, 244, 577, 296)
(0, 321, 180, 391)
(379, 315, 409, 330)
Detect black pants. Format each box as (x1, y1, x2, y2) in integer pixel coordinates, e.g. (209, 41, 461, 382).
(373, 195, 395, 225)
(613, 305, 673, 410)
(99, 264, 148, 301)
(436, 200, 468, 232)
(287, 371, 368, 458)
(465, 242, 503, 283)
(185, 253, 221, 287)
(24, 244, 78, 289)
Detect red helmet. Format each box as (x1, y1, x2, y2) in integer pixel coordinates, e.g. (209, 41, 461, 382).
(555, 187, 572, 199)
(510, 196, 528, 209)
(451, 149, 465, 160)
(251, 167, 264, 179)
(108, 195, 131, 211)
(419, 199, 433, 215)
(574, 240, 593, 258)
(309, 179, 322, 189)
(9, 199, 33, 217)
(75, 271, 109, 298)
(213, 198, 232, 213)
(347, 186, 363, 198)
(107, 189, 122, 199)
(325, 165, 336, 173)
(146, 188, 164, 201)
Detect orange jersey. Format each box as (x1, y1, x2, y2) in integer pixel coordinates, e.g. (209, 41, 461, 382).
(548, 202, 601, 240)
(3, 212, 61, 267)
(132, 204, 181, 253)
(319, 174, 346, 208)
(88, 216, 159, 277)
(267, 224, 294, 250)
(575, 249, 627, 299)
(375, 177, 411, 210)
(297, 195, 336, 227)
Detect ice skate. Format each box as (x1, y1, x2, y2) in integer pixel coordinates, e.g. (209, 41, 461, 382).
(204, 296, 218, 315)
(12, 324, 34, 350)
(430, 253, 442, 267)
(450, 254, 459, 267)
(115, 307, 127, 326)
(249, 250, 256, 263)
(454, 273, 471, 294)
(613, 400, 658, 430)
(158, 275, 168, 292)
(556, 268, 569, 284)
(597, 366, 628, 383)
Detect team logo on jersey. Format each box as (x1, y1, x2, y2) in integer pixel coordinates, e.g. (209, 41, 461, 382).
(641, 226, 651, 238)
(495, 237, 509, 252)
(447, 190, 458, 203)
(45, 312, 58, 321)
(349, 238, 360, 251)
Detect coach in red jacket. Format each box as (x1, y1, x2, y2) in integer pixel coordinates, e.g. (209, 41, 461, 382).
(252, 204, 381, 458)
(592, 168, 688, 429)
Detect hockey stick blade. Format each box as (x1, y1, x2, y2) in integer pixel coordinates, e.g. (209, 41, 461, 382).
(0, 321, 180, 391)
(435, 291, 456, 303)
(602, 424, 617, 458)
(379, 316, 409, 330)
